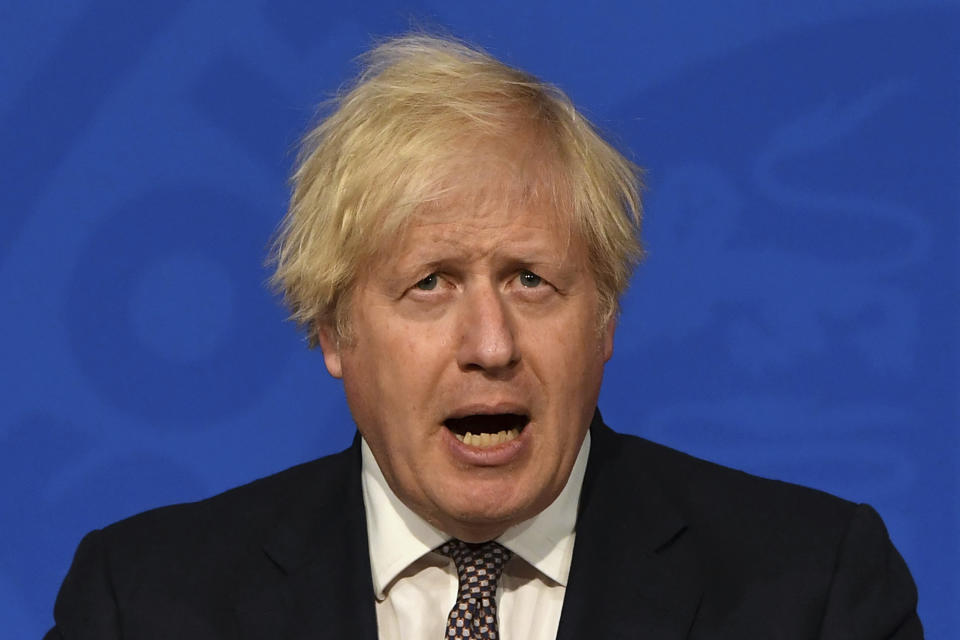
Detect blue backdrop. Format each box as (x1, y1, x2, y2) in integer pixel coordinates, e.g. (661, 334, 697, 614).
(1, 1, 957, 636)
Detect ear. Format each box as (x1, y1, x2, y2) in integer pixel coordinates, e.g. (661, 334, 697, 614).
(316, 324, 343, 379)
(602, 314, 616, 363)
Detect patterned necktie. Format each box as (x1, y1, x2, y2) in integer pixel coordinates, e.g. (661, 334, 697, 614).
(438, 539, 513, 640)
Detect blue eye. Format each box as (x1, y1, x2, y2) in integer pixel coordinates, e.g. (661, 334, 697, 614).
(519, 270, 542, 287)
(416, 274, 438, 290)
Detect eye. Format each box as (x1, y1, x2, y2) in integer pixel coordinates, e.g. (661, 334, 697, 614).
(415, 273, 438, 290)
(518, 270, 543, 287)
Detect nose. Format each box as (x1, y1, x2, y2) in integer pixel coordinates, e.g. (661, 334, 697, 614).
(456, 284, 520, 375)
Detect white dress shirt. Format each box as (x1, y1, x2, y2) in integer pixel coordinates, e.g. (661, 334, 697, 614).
(360, 432, 590, 640)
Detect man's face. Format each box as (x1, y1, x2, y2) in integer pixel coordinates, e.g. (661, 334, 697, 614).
(319, 193, 614, 542)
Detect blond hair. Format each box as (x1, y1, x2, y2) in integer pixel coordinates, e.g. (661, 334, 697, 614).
(270, 33, 643, 345)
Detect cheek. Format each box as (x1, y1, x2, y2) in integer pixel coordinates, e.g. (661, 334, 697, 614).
(359, 330, 447, 413)
(389, 312, 458, 372)
(532, 309, 603, 364)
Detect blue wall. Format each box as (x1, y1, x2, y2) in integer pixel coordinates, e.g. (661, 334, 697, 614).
(1, 1, 956, 636)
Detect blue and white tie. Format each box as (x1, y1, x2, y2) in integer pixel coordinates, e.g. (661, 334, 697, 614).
(439, 540, 512, 640)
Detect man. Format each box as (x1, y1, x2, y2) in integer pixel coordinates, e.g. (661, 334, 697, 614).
(47, 34, 921, 639)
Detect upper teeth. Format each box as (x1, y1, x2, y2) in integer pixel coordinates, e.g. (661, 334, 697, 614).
(456, 429, 520, 447)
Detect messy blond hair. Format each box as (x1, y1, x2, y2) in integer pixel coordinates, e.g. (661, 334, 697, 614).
(270, 33, 643, 345)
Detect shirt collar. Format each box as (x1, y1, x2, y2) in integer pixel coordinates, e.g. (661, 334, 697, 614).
(361, 431, 590, 597)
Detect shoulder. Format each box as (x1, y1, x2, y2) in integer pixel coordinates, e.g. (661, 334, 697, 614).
(49, 442, 365, 637)
(84, 442, 359, 590)
(585, 423, 920, 636)
(109, 442, 354, 536)
(595, 424, 856, 536)
(587, 423, 883, 586)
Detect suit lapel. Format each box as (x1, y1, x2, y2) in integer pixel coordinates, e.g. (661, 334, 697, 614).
(557, 417, 703, 640)
(234, 436, 378, 640)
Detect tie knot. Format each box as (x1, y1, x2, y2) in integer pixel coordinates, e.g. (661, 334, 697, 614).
(439, 539, 512, 593)
(438, 540, 512, 639)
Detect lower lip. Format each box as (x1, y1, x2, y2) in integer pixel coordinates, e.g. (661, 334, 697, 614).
(442, 423, 529, 466)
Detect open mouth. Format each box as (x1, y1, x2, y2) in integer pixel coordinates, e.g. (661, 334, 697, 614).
(444, 413, 529, 448)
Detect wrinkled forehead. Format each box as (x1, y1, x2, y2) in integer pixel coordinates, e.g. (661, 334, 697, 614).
(394, 200, 578, 270)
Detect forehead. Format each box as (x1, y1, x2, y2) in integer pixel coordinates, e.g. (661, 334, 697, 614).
(424, 124, 569, 213)
(412, 132, 571, 230)
(386, 194, 578, 267)
(352, 128, 584, 285)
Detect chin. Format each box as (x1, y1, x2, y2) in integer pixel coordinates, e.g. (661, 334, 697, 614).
(440, 509, 521, 543)
(440, 484, 545, 533)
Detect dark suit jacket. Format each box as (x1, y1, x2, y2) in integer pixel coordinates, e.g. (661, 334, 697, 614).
(46, 416, 922, 639)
